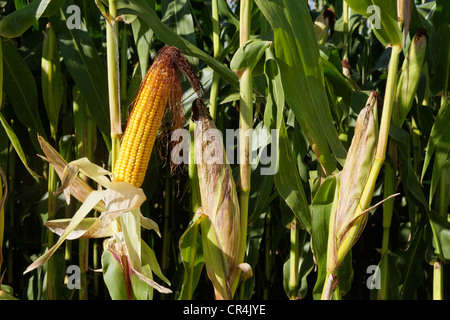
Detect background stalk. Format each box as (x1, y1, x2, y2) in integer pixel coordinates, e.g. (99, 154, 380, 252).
(161, 167, 171, 300)
(288, 217, 299, 299)
(379, 159, 395, 299)
(120, 24, 128, 109)
(189, 120, 201, 214)
(342, 0, 350, 78)
(41, 23, 63, 300)
(0, 40, 3, 275)
(107, 0, 122, 172)
(433, 141, 447, 300)
(209, 0, 220, 121)
(0, 170, 4, 275)
(263, 210, 271, 300)
(237, 0, 253, 297)
(73, 86, 97, 299)
(106, 0, 122, 236)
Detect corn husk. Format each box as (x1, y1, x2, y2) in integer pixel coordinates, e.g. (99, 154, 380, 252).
(192, 98, 250, 299)
(314, 8, 336, 46)
(326, 92, 379, 275)
(393, 29, 427, 126)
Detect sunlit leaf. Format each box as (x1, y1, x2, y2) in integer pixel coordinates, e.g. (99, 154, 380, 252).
(256, 0, 347, 174)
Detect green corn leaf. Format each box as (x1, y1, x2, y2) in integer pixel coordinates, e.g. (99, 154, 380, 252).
(230, 39, 271, 73)
(429, 0, 450, 95)
(42, 24, 63, 133)
(102, 250, 129, 300)
(0, 0, 53, 38)
(0, 112, 40, 179)
(421, 98, 450, 207)
(178, 211, 204, 300)
(162, 0, 196, 46)
(131, 17, 153, 79)
(200, 211, 230, 299)
(310, 174, 336, 299)
(49, 1, 110, 136)
(256, 0, 347, 174)
(263, 46, 284, 134)
(344, 0, 402, 47)
(2, 40, 47, 139)
(116, 0, 239, 89)
(274, 117, 311, 232)
(141, 240, 171, 286)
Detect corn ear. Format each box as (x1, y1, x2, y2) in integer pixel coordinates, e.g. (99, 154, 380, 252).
(192, 98, 249, 299)
(393, 29, 427, 127)
(327, 92, 379, 275)
(314, 8, 336, 46)
(114, 46, 203, 188)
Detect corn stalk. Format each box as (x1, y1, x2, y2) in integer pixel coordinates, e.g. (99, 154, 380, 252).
(237, 0, 253, 299)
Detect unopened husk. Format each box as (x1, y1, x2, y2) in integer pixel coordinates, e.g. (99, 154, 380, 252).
(192, 98, 247, 300)
(327, 92, 379, 276)
(393, 29, 427, 127)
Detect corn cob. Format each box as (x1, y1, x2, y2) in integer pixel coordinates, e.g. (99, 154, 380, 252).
(114, 46, 203, 187)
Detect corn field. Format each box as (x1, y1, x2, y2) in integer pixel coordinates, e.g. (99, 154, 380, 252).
(0, 0, 448, 302)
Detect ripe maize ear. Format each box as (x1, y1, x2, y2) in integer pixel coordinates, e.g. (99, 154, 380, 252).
(114, 46, 203, 188)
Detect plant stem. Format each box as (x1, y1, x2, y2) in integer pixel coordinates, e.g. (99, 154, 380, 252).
(0, 169, 5, 274)
(209, 0, 220, 121)
(107, 0, 122, 236)
(107, 0, 121, 173)
(433, 157, 447, 300)
(263, 210, 271, 300)
(342, 0, 349, 59)
(189, 120, 201, 214)
(321, 272, 335, 300)
(0, 39, 3, 271)
(288, 218, 299, 299)
(46, 161, 57, 300)
(236, 0, 253, 295)
(433, 260, 443, 300)
(161, 167, 171, 299)
(120, 24, 128, 108)
(379, 159, 395, 300)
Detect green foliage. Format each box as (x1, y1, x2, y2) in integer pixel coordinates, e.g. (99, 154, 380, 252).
(0, 0, 448, 301)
